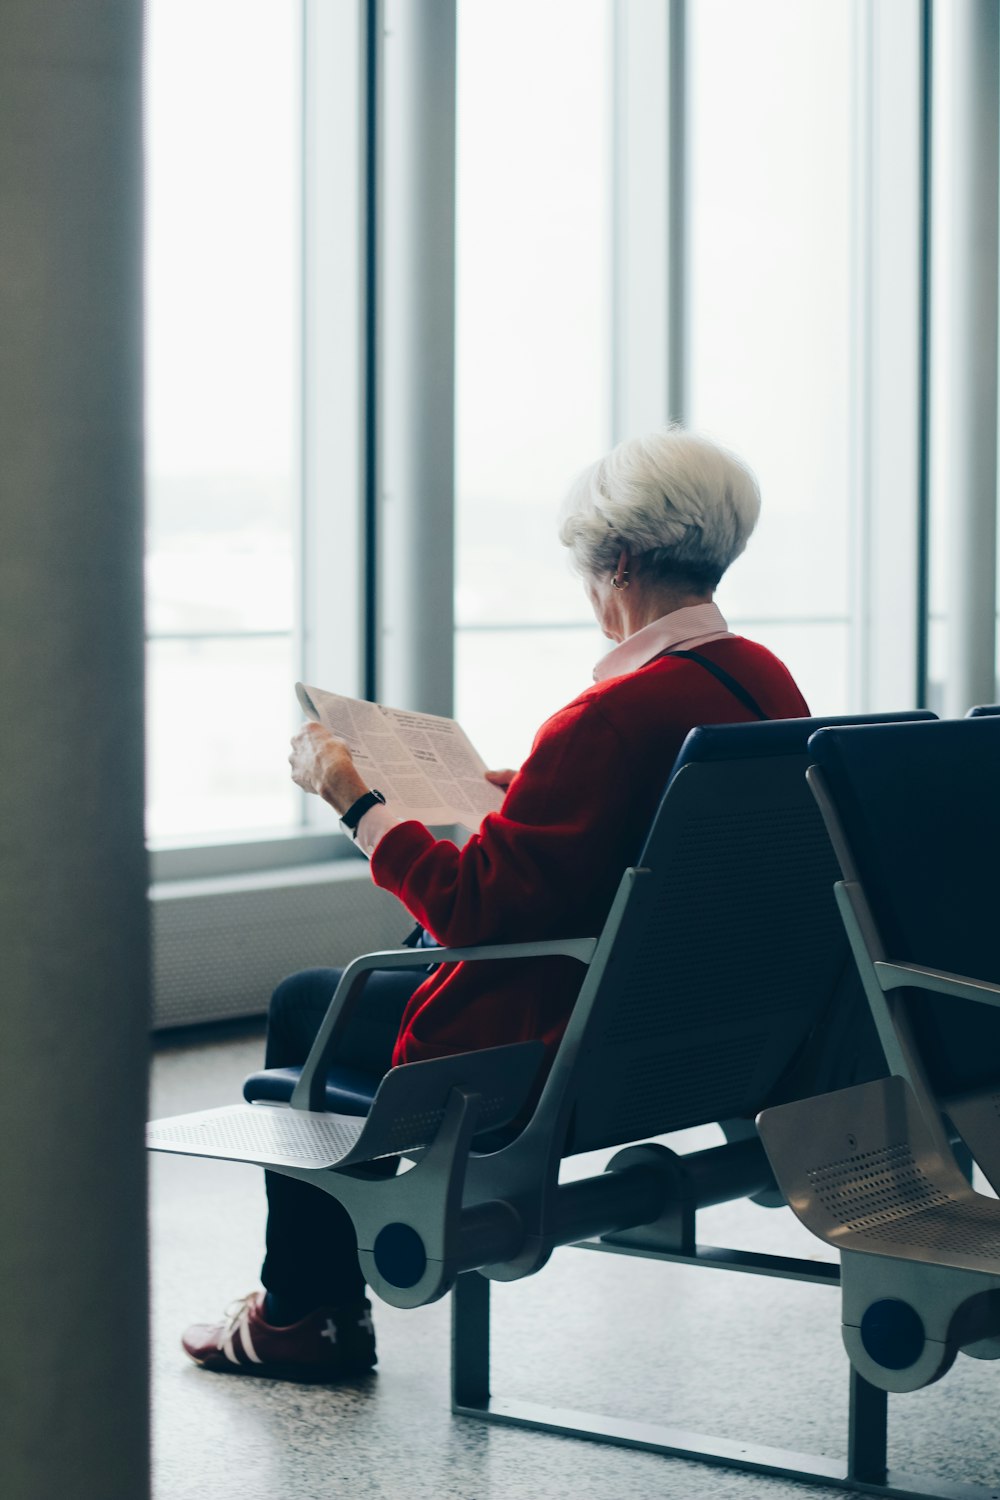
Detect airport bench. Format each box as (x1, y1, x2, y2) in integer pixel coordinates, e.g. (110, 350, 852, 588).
(148, 710, 933, 1495)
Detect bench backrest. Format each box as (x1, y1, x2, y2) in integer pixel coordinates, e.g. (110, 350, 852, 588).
(551, 712, 934, 1156)
(809, 716, 1000, 1101)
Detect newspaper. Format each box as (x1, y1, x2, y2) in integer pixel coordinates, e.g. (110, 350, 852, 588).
(296, 683, 506, 830)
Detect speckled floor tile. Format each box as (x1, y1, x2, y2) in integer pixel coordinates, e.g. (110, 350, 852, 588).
(150, 1029, 1000, 1500)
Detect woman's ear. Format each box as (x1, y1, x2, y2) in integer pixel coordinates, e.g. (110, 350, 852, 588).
(611, 549, 631, 591)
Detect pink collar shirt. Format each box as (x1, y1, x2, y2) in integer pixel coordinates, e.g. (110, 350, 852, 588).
(592, 600, 733, 682)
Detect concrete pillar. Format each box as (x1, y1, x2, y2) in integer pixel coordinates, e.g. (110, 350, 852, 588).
(0, 4, 149, 1498)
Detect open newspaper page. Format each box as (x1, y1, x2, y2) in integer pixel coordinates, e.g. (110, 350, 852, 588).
(296, 683, 506, 830)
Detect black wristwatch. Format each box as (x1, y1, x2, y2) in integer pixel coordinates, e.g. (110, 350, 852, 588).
(339, 788, 386, 839)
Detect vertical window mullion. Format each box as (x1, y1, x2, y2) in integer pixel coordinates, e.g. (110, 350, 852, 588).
(378, 0, 457, 717)
(915, 0, 933, 708)
(300, 0, 366, 723)
(856, 0, 925, 713)
(611, 0, 677, 441)
(932, 0, 1000, 716)
(364, 0, 381, 704)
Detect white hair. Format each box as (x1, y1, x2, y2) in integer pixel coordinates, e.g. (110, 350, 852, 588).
(558, 427, 761, 588)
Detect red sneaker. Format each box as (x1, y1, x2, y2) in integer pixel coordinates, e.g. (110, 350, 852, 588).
(182, 1292, 377, 1382)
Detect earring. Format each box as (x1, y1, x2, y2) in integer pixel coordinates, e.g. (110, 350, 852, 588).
(611, 570, 630, 590)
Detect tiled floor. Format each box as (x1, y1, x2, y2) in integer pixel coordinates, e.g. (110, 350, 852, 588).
(150, 1026, 999, 1500)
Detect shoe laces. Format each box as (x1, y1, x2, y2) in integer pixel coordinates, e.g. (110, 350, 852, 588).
(216, 1292, 258, 1350)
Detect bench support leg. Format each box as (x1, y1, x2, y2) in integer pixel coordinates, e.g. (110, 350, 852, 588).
(452, 1271, 491, 1409)
(848, 1369, 888, 1483)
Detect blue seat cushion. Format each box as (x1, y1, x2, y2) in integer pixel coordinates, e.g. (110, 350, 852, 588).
(244, 1064, 380, 1116)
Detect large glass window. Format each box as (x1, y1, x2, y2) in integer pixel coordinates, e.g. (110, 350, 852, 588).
(455, 0, 864, 762)
(454, 0, 612, 769)
(687, 0, 856, 714)
(145, 0, 301, 840)
(145, 1, 938, 862)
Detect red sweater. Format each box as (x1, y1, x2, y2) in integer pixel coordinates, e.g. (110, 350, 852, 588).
(371, 637, 809, 1068)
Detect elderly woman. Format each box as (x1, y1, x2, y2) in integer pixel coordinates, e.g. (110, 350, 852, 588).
(182, 427, 809, 1380)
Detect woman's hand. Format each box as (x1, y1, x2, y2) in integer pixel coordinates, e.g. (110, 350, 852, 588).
(289, 722, 369, 814)
(484, 768, 519, 792)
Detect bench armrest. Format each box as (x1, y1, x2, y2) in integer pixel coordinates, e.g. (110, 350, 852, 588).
(874, 961, 1000, 1009)
(292, 935, 598, 1110)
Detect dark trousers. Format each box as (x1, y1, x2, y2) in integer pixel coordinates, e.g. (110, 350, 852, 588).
(259, 965, 425, 1308)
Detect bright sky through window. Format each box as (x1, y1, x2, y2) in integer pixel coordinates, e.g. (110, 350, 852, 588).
(145, 0, 300, 839)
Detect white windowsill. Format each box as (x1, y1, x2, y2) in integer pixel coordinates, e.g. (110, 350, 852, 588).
(149, 825, 364, 884)
(150, 855, 374, 903)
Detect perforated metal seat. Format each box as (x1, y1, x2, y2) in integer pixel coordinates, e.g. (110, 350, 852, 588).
(760, 1075, 1000, 1392)
(148, 1039, 543, 1171)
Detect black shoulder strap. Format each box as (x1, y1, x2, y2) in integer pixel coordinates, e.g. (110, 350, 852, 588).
(665, 649, 769, 721)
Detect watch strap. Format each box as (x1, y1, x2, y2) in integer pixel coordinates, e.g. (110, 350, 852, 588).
(340, 788, 386, 838)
